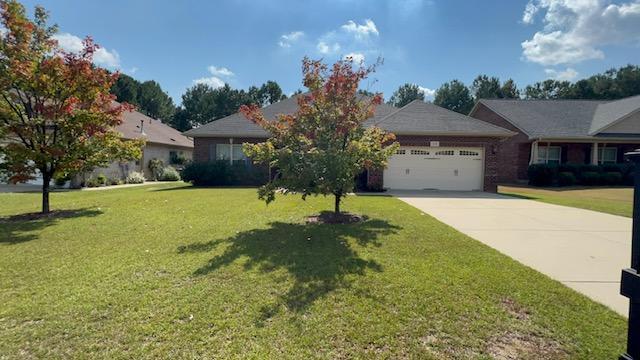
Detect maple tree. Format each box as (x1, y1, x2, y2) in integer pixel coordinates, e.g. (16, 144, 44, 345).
(0, 0, 143, 213)
(241, 57, 398, 216)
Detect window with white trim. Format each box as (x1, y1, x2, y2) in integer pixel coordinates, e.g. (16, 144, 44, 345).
(537, 146, 561, 164)
(215, 144, 249, 163)
(598, 147, 617, 164)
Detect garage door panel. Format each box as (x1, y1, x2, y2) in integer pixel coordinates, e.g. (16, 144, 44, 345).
(383, 147, 484, 191)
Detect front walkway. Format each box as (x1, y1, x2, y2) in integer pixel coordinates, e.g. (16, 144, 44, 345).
(390, 190, 632, 316)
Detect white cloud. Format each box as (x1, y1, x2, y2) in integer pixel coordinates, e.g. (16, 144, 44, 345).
(192, 66, 233, 88)
(522, 1, 540, 24)
(278, 31, 304, 48)
(53, 33, 121, 68)
(521, 0, 640, 66)
(193, 76, 225, 88)
(544, 67, 579, 80)
(317, 40, 340, 54)
(341, 19, 379, 39)
(343, 52, 365, 63)
(418, 86, 436, 99)
(207, 65, 234, 77)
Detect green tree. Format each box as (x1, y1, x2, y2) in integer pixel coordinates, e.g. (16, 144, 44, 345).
(500, 79, 520, 99)
(388, 83, 425, 107)
(524, 80, 572, 99)
(433, 80, 474, 114)
(241, 58, 398, 215)
(260, 80, 286, 105)
(180, 83, 217, 129)
(471, 75, 501, 100)
(111, 73, 140, 106)
(0, 0, 143, 213)
(137, 80, 175, 121)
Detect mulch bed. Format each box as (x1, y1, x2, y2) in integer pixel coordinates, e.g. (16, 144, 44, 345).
(306, 211, 368, 224)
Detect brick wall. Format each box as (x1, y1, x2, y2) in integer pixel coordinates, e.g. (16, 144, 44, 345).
(470, 103, 531, 183)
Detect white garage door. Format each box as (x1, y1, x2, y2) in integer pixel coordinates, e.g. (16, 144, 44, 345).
(383, 146, 484, 191)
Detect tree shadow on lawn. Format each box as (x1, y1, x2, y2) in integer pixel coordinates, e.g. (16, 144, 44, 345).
(0, 208, 103, 245)
(178, 218, 401, 322)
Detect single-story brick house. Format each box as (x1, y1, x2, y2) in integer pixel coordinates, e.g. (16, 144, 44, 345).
(183, 96, 514, 192)
(87, 106, 194, 181)
(469, 95, 640, 183)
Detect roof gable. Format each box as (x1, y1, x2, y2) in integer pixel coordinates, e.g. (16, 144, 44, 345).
(589, 95, 640, 135)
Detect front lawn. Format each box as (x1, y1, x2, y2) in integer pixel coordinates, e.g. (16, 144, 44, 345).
(0, 184, 626, 358)
(499, 185, 633, 217)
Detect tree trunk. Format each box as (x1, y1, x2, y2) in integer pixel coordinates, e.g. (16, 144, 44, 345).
(41, 172, 51, 214)
(334, 193, 341, 215)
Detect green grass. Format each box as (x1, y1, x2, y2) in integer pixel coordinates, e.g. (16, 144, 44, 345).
(499, 185, 633, 217)
(0, 183, 626, 358)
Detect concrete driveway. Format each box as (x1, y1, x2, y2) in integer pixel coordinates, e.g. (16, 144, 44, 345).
(390, 190, 632, 316)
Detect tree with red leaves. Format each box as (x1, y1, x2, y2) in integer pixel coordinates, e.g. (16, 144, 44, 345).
(0, 0, 143, 213)
(241, 57, 398, 216)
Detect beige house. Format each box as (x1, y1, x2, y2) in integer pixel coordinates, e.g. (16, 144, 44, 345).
(83, 107, 194, 182)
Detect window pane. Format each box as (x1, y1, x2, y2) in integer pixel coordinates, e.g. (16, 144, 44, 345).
(537, 146, 560, 163)
(547, 147, 560, 160)
(600, 148, 617, 163)
(232, 144, 248, 161)
(216, 144, 230, 160)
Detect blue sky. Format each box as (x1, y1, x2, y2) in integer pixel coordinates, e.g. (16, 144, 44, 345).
(19, 0, 640, 103)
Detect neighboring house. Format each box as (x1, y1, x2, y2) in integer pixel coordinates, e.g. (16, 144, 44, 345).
(183, 96, 514, 192)
(87, 107, 194, 181)
(470, 95, 640, 183)
(1, 105, 193, 187)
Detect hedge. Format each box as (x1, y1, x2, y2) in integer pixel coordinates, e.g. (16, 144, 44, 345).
(527, 162, 635, 187)
(181, 161, 268, 186)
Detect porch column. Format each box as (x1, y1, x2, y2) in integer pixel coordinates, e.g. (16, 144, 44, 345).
(591, 142, 599, 165)
(229, 138, 234, 165)
(530, 141, 539, 164)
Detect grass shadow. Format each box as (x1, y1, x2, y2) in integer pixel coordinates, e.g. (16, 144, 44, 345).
(178, 218, 401, 321)
(0, 208, 103, 245)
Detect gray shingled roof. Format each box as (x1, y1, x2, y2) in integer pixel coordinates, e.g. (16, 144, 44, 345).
(372, 100, 513, 136)
(478, 96, 640, 139)
(184, 94, 398, 137)
(118, 107, 193, 148)
(184, 96, 512, 138)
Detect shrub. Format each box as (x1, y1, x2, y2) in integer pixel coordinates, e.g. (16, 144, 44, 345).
(601, 163, 623, 173)
(53, 173, 70, 187)
(148, 158, 165, 181)
(85, 177, 100, 187)
(159, 166, 181, 181)
(96, 173, 107, 186)
(580, 171, 601, 186)
(170, 152, 188, 165)
(579, 164, 601, 174)
(601, 171, 622, 185)
(181, 161, 268, 186)
(527, 164, 555, 186)
(558, 163, 581, 176)
(557, 171, 576, 186)
(126, 171, 145, 184)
